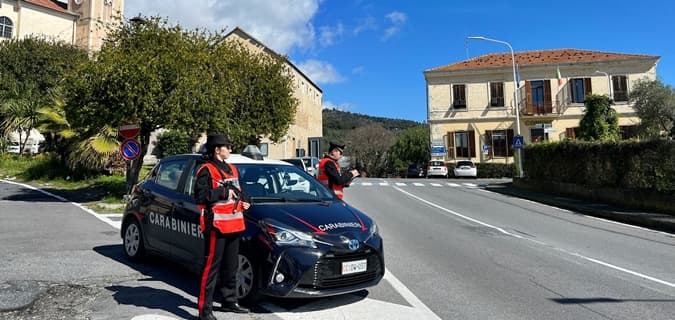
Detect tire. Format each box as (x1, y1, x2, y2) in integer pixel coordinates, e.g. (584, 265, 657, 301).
(123, 219, 145, 261)
(236, 251, 261, 306)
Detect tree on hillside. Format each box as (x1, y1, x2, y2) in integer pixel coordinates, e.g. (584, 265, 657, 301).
(345, 123, 396, 177)
(0, 37, 87, 154)
(629, 79, 675, 139)
(389, 125, 430, 169)
(63, 16, 297, 189)
(578, 94, 619, 141)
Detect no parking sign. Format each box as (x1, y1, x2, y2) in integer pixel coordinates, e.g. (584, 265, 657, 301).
(120, 138, 141, 161)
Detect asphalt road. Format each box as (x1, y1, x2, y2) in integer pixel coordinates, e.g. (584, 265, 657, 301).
(345, 178, 675, 320)
(1, 178, 674, 319)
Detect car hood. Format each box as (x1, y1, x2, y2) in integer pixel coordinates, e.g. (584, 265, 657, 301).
(248, 201, 370, 236)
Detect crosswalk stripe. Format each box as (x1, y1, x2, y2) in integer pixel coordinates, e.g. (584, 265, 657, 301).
(430, 183, 443, 187)
(412, 183, 424, 186)
(446, 183, 460, 187)
(395, 182, 406, 186)
(361, 182, 373, 186)
(379, 182, 389, 186)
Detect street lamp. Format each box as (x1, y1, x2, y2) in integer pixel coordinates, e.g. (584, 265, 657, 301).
(467, 36, 523, 178)
(594, 70, 612, 100)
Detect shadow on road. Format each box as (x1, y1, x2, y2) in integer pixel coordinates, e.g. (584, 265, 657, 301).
(551, 297, 675, 304)
(106, 285, 194, 319)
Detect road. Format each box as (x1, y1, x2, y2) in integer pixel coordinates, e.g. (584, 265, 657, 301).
(1, 178, 674, 319)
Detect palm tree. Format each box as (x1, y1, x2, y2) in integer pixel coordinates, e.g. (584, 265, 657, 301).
(0, 87, 43, 155)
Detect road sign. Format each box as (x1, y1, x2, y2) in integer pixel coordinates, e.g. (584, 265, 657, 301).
(513, 135, 524, 149)
(482, 144, 490, 155)
(120, 138, 141, 161)
(119, 124, 140, 139)
(431, 145, 446, 156)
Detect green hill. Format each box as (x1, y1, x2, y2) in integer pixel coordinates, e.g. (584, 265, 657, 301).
(321, 108, 423, 152)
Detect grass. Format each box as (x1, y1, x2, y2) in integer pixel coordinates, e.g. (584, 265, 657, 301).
(0, 153, 155, 212)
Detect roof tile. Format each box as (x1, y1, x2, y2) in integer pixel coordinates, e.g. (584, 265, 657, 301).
(24, 0, 68, 14)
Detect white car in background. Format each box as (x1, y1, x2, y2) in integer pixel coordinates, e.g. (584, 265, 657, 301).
(453, 160, 477, 178)
(426, 160, 448, 178)
(6, 142, 40, 155)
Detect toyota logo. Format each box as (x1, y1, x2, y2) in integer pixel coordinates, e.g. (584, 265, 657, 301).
(348, 239, 360, 251)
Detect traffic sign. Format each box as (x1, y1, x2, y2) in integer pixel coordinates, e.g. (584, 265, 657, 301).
(120, 138, 141, 161)
(119, 124, 140, 139)
(482, 144, 490, 155)
(513, 135, 524, 149)
(431, 145, 446, 156)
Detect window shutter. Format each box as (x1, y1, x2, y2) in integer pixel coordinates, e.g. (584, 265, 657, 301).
(525, 81, 533, 114)
(584, 78, 592, 96)
(447, 132, 455, 159)
(544, 80, 552, 113)
(485, 130, 493, 158)
(468, 130, 476, 158)
(507, 129, 514, 156)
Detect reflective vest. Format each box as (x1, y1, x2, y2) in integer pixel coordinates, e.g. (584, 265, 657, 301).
(318, 158, 344, 199)
(196, 162, 246, 234)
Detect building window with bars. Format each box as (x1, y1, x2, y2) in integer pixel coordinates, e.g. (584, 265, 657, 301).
(452, 84, 466, 109)
(0, 17, 13, 38)
(490, 82, 505, 107)
(612, 75, 628, 102)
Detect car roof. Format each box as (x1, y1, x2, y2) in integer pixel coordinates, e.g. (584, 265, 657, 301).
(166, 153, 293, 166)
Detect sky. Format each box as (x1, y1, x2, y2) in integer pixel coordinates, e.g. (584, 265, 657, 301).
(123, 0, 675, 123)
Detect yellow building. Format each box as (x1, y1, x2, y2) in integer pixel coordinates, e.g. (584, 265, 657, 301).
(224, 27, 323, 160)
(424, 49, 659, 165)
(0, 0, 123, 52)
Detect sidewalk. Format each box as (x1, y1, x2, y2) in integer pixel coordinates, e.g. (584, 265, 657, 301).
(484, 182, 675, 234)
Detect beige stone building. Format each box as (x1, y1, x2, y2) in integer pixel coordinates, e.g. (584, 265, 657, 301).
(423, 49, 659, 165)
(224, 27, 323, 160)
(0, 0, 123, 52)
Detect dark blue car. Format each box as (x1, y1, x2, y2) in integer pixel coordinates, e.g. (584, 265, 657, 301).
(121, 153, 384, 305)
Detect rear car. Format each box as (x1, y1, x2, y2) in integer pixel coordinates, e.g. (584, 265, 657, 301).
(406, 163, 425, 178)
(121, 153, 384, 305)
(426, 160, 448, 178)
(453, 160, 477, 178)
(282, 157, 319, 177)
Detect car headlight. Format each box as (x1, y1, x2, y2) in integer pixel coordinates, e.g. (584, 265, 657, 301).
(263, 221, 317, 248)
(367, 221, 378, 240)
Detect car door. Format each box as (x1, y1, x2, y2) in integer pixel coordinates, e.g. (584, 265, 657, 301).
(170, 158, 206, 268)
(142, 159, 186, 256)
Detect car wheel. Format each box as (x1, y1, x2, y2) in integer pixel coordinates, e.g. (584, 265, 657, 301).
(237, 251, 261, 306)
(123, 219, 145, 261)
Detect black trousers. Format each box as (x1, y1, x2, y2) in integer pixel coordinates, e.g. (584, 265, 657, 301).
(197, 230, 240, 315)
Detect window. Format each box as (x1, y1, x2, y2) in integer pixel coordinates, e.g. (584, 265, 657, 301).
(565, 127, 580, 140)
(0, 17, 13, 38)
(530, 128, 547, 143)
(156, 160, 185, 191)
(485, 129, 514, 157)
(612, 75, 628, 102)
(452, 84, 466, 109)
(571, 78, 592, 103)
(453, 131, 475, 158)
(490, 82, 505, 107)
(259, 143, 269, 156)
(620, 125, 639, 140)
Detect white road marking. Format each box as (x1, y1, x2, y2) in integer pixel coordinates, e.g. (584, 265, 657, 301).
(379, 182, 390, 186)
(446, 183, 460, 187)
(394, 186, 675, 290)
(430, 183, 443, 187)
(361, 182, 373, 186)
(412, 183, 424, 186)
(462, 183, 478, 188)
(261, 268, 441, 320)
(395, 182, 407, 186)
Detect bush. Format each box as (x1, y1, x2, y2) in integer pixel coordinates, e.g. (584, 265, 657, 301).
(475, 163, 514, 178)
(156, 130, 191, 158)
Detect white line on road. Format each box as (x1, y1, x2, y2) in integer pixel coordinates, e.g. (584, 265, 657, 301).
(446, 183, 460, 187)
(379, 182, 390, 186)
(412, 183, 424, 186)
(393, 186, 675, 290)
(361, 182, 373, 186)
(430, 183, 443, 187)
(395, 182, 406, 186)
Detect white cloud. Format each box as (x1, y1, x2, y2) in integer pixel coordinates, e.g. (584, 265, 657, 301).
(297, 60, 346, 84)
(382, 11, 407, 41)
(352, 66, 365, 74)
(323, 100, 356, 111)
(319, 22, 344, 47)
(353, 16, 377, 35)
(124, 0, 320, 54)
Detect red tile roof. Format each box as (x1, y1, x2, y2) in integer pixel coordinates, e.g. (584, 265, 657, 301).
(428, 49, 659, 72)
(24, 0, 69, 14)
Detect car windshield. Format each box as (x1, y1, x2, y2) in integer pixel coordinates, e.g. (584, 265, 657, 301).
(429, 161, 444, 166)
(457, 161, 473, 167)
(238, 163, 336, 203)
(281, 159, 304, 170)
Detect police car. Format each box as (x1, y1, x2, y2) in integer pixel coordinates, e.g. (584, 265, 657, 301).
(121, 150, 384, 305)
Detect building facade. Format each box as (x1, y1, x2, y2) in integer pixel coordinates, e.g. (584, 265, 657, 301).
(0, 0, 123, 52)
(224, 27, 323, 160)
(423, 49, 659, 165)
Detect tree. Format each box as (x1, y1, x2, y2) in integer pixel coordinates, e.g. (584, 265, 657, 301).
(0, 36, 87, 155)
(629, 79, 675, 139)
(63, 16, 297, 189)
(345, 124, 396, 177)
(578, 94, 619, 141)
(389, 125, 430, 170)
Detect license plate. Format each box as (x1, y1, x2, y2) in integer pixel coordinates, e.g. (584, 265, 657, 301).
(341, 259, 367, 275)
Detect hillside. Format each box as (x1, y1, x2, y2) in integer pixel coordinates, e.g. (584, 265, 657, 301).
(321, 108, 423, 152)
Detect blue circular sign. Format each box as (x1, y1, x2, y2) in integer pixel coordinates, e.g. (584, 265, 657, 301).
(120, 138, 141, 161)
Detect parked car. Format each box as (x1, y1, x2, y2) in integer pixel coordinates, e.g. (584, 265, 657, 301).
(406, 163, 425, 178)
(426, 160, 448, 178)
(282, 156, 320, 177)
(6, 141, 40, 155)
(453, 160, 477, 178)
(121, 152, 384, 305)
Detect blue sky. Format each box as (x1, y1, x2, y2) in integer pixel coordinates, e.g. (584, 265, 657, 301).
(125, 0, 675, 123)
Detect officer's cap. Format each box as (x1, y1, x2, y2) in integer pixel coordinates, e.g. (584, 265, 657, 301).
(329, 141, 345, 154)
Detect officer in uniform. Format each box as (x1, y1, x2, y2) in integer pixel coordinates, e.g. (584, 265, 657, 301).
(195, 134, 250, 320)
(317, 142, 359, 200)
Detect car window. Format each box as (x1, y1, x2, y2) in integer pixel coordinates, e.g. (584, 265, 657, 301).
(456, 161, 474, 167)
(183, 159, 201, 197)
(156, 160, 185, 191)
(282, 159, 305, 170)
(430, 161, 444, 166)
(238, 164, 335, 201)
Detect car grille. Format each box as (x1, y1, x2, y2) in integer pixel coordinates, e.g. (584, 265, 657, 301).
(298, 249, 383, 290)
